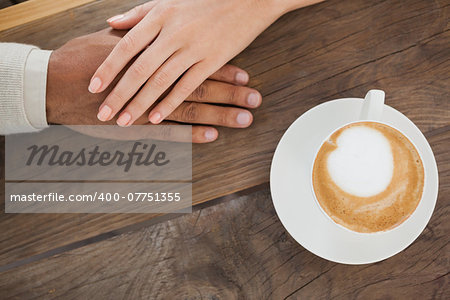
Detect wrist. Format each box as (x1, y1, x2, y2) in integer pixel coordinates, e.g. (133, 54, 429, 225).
(243, 0, 290, 24)
(46, 50, 63, 124)
(262, 0, 323, 17)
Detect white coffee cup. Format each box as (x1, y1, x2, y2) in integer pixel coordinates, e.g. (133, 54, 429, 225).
(310, 90, 426, 234)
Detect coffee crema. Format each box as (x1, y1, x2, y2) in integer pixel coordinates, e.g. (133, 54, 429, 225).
(312, 121, 424, 233)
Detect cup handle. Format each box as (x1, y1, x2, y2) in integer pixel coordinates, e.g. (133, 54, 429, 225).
(360, 90, 385, 120)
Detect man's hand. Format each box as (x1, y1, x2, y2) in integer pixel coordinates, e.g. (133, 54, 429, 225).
(46, 29, 262, 143)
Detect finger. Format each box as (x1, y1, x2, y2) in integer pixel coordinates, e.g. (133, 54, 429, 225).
(149, 63, 212, 124)
(166, 102, 254, 128)
(66, 109, 217, 143)
(135, 118, 218, 143)
(89, 14, 161, 94)
(208, 64, 249, 86)
(151, 122, 217, 143)
(116, 52, 195, 127)
(107, 2, 157, 30)
(98, 38, 177, 122)
(66, 123, 192, 142)
(186, 80, 262, 108)
(192, 126, 218, 143)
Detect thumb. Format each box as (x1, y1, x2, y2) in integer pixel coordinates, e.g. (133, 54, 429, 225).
(107, 2, 156, 29)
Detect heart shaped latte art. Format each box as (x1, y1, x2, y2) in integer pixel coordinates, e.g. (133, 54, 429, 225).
(326, 126, 394, 198)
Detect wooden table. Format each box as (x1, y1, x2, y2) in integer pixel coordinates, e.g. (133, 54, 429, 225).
(0, 0, 449, 298)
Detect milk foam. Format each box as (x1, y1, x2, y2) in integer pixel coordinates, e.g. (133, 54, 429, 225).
(327, 125, 394, 197)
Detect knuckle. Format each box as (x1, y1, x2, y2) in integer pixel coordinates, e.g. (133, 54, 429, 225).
(159, 3, 177, 16)
(133, 4, 145, 16)
(178, 83, 194, 96)
(218, 64, 234, 78)
(227, 87, 239, 104)
(158, 125, 173, 139)
(119, 34, 136, 53)
(218, 109, 231, 126)
(152, 70, 170, 89)
(181, 103, 198, 121)
(108, 91, 126, 107)
(191, 83, 208, 100)
(168, 106, 181, 119)
(143, 2, 154, 10)
(130, 61, 149, 77)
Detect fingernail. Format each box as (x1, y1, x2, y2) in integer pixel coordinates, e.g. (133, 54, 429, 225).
(107, 14, 124, 23)
(205, 129, 216, 141)
(149, 112, 161, 124)
(89, 77, 102, 93)
(247, 92, 260, 107)
(236, 112, 251, 125)
(97, 105, 112, 122)
(116, 112, 131, 127)
(235, 72, 249, 85)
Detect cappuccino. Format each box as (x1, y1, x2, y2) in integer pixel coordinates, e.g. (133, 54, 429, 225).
(312, 121, 424, 233)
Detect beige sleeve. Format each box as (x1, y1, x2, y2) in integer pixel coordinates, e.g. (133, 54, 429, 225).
(0, 43, 51, 135)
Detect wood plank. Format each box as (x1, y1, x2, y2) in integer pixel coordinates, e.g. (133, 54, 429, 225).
(0, 0, 449, 268)
(0, 130, 448, 298)
(0, 0, 95, 32)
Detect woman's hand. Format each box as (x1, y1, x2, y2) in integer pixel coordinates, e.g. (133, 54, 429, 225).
(89, 0, 318, 127)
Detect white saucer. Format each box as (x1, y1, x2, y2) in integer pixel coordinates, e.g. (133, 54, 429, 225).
(270, 98, 439, 264)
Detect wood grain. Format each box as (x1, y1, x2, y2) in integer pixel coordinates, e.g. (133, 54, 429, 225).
(0, 130, 448, 299)
(0, 0, 96, 32)
(0, 0, 449, 281)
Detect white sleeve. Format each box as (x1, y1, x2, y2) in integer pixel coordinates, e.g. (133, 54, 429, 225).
(0, 43, 51, 135)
